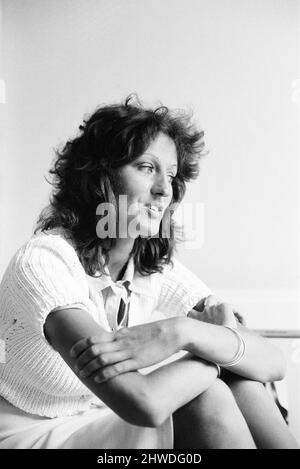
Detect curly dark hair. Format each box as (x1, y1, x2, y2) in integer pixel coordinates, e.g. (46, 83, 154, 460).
(34, 95, 206, 277)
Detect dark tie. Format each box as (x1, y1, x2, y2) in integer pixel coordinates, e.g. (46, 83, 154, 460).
(117, 298, 126, 326)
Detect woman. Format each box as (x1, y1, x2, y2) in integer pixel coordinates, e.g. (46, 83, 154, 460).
(0, 96, 298, 449)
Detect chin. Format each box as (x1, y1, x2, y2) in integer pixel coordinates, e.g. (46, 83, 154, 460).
(127, 211, 162, 239)
(140, 222, 161, 238)
(128, 218, 160, 239)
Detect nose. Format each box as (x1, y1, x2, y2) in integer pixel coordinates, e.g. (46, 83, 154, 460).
(151, 172, 171, 198)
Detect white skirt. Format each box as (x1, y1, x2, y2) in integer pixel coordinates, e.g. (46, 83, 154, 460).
(0, 395, 173, 449)
(0, 351, 188, 449)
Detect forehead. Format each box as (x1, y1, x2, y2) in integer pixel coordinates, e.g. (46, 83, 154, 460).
(142, 133, 177, 167)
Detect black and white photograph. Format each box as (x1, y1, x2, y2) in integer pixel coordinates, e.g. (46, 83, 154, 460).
(0, 0, 299, 453)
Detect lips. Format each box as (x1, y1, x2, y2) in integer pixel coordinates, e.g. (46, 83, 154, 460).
(144, 204, 164, 218)
(145, 203, 164, 212)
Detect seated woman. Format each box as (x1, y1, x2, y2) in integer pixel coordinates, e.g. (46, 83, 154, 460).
(0, 96, 298, 449)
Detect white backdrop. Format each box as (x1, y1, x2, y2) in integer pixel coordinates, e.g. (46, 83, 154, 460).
(1, 0, 299, 442)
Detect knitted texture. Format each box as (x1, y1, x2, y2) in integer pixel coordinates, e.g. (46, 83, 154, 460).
(157, 258, 212, 317)
(0, 231, 211, 418)
(0, 233, 95, 418)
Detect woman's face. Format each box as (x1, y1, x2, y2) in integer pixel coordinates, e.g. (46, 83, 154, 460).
(116, 132, 178, 239)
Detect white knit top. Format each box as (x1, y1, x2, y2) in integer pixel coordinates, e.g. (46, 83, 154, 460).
(0, 229, 211, 418)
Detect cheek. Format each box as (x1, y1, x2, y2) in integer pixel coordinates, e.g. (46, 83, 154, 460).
(125, 180, 148, 203)
(116, 170, 146, 196)
(117, 182, 148, 218)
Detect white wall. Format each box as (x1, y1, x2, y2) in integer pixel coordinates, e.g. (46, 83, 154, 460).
(1, 0, 299, 288)
(1, 0, 300, 443)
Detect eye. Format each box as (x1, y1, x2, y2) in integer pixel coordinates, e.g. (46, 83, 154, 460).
(168, 174, 176, 183)
(139, 164, 154, 173)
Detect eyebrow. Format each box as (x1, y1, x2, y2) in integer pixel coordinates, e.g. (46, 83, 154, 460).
(142, 152, 178, 170)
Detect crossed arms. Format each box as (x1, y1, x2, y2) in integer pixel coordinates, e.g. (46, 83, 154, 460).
(44, 296, 286, 426)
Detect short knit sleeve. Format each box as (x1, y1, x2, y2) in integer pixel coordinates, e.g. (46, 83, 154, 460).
(157, 257, 212, 318)
(11, 233, 90, 339)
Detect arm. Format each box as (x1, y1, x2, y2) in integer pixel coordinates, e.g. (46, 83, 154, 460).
(45, 308, 218, 427)
(179, 316, 287, 383)
(186, 296, 287, 382)
(71, 301, 286, 384)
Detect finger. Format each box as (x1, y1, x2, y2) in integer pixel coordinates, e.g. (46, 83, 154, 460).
(214, 303, 239, 327)
(75, 341, 121, 370)
(215, 302, 236, 315)
(94, 359, 138, 383)
(187, 308, 199, 319)
(78, 350, 133, 379)
(204, 295, 222, 308)
(70, 333, 115, 358)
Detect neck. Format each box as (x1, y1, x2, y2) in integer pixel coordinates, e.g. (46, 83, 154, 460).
(107, 238, 135, 281)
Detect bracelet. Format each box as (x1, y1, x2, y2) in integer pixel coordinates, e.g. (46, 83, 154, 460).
(214, 363, 221, 378)
(216, 326, 246, 367)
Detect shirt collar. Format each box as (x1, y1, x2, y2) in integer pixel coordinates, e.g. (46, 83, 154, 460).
(44, 228, 157, 298)
(88, 256, 156, 298)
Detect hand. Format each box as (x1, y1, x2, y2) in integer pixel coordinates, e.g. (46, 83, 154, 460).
(187, 295, 238, 328)
(70, 318, 182, 383)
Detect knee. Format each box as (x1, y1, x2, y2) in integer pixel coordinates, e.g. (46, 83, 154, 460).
(173, 378, 256, 448)
(201, 378, 242, 419)
(204, 378, 238, 405)
(180, 378, 240, 423)
(193, 379, 255, 444)
(222, 372, 266, 397)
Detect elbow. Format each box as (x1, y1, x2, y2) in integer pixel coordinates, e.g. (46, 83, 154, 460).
(272, 354, 288, 382)
(142, 400, 169, 428)
(264, 350, 288, 383)
(128, 402, 168, 429)
(119, 391, 168, 428)
(141, 407, 168, 428)
(129, 410, 166, 428)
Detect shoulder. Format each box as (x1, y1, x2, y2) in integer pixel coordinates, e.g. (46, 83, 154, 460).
(15, 229, 81, 271)
(5, 229, 87, 294)
(0, 229, 90, 331)
(156, 256, 212, 315)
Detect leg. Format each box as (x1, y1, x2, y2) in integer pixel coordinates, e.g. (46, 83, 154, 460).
(222, 370, 299, 449)
(173, 378, 256, 449)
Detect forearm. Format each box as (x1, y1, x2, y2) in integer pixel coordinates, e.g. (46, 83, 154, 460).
(142, 352, 219, 424)
(89, 352, 218, 427)
(178, 317, 286, 382)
